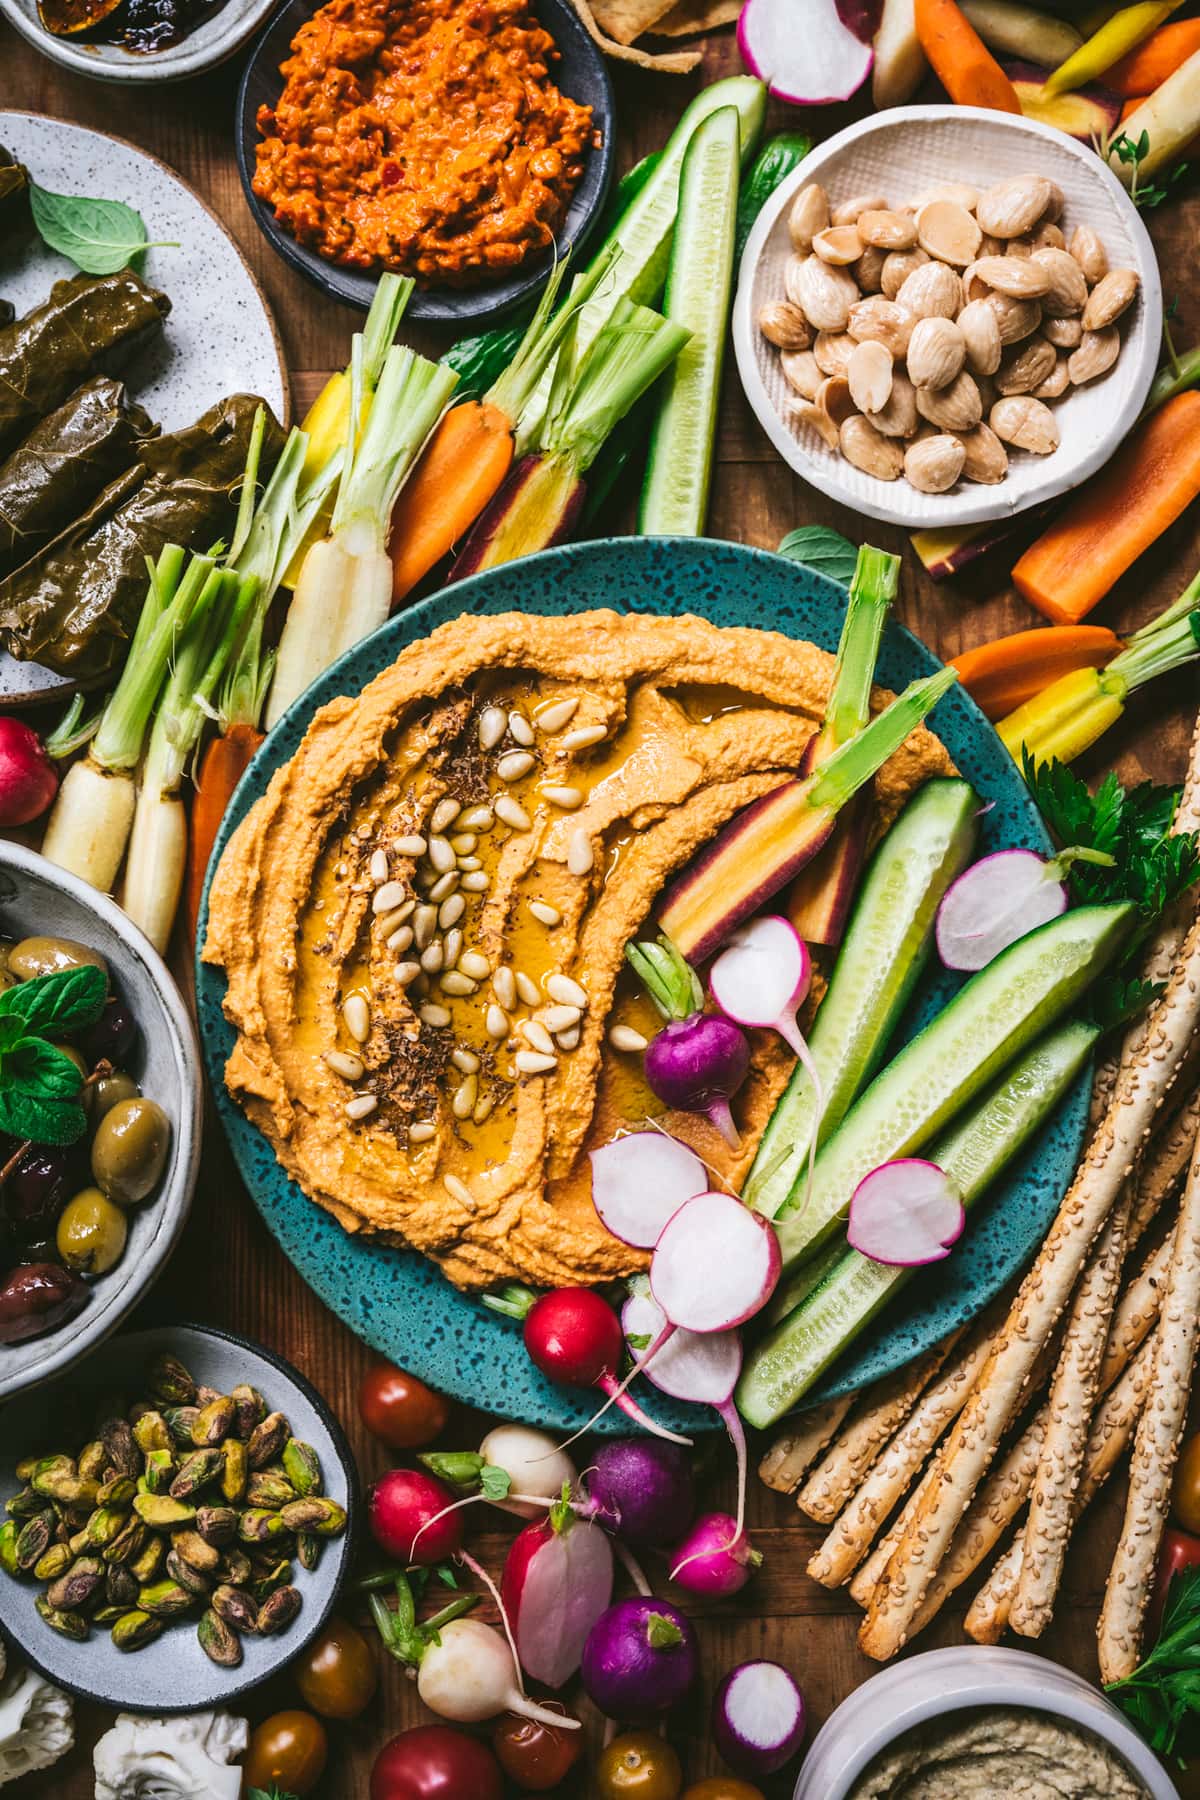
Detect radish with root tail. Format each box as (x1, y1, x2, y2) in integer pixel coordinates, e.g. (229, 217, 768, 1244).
(589, 1131, 708, 1248)
(421, 1424, 577, 1519)
(501, 1491, 614, 1687)
(576, 1436, 696, 1549)
(847, 1159, 965, 1266)
(671, 1511, 761, 1599)
(713, 1660, 807, 1777)
(517, 1287, 691, 1445)
(581, 1596, 700, 1722)
(625, 935, 750, 1148)
(738, 0, 874, 102)
(367, 1466, 463, 1566)
(936, 844, 1117, 971)
(0, 716, 58, 827)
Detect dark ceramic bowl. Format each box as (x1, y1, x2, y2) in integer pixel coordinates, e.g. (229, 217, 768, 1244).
(235, 0, 615, 322)
(0, 1323, 357, 1711)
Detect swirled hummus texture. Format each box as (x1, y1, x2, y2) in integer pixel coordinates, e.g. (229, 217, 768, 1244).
(848, 1706, 1151, 1798)
(204, 610, 950, 1292)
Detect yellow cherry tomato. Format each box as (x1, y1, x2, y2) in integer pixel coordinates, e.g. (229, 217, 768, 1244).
(1173, 1431, 1200, 1534)
(596, 1731, 685, 1800)
(682, 1782, 765, 1800)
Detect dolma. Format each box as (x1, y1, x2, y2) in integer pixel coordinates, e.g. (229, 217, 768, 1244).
(0, 270, 169, 460)
(0, 148, 31, 254)
(0, 376, 157, 579)
(0, 393, 284, 681)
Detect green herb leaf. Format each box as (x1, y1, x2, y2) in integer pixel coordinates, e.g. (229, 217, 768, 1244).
(777, 525, 859, 587)
(480, 1464, 512, 1502)
(248, 1789, 300, 1800)
(0, 964, 106, 1036)
(1108, 1565, 1200, 1756)
(0, 1035, 86, 1146)
(29, 183, 176, 275)
(434, 1562, 458, 1588)
(627, 1331, 652, 1350)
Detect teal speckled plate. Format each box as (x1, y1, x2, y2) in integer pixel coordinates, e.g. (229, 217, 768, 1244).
(196, 538, 1090, 1431)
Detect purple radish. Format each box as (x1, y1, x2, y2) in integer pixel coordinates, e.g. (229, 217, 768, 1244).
(670, 1511, 761, 1598)
(737, 0, 873, 104)
(577, 1436, 696, 1549)
(712, 1659, 807, 1777)
(936, 848, 1068, 970)
(501, 1500, 614, 1688)
(847, 1158, 965, 1266)
(581, 1596, 699, 1722)
(627, 935, 750, 1147)
(590, 1131, 708, 1249)
(651, 1190, 781, 1332)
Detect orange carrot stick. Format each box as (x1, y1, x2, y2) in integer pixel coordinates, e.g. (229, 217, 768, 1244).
(1120, 94, 1149, 119)
(186, 722, 263, 945)
(1012, 392, 1200, 625)
(951, 625, 1122, 719)
(1108, 16, 1200, 93)
(388, 401, 516, 607)
(914, 0, 1024, 110)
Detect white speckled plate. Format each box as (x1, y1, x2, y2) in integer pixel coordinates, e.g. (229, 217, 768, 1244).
(0, 111, 288, 705)
(732, 105, 1162, 531)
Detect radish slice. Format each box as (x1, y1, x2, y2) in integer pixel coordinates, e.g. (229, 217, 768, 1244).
(935, 849, 1067, 971)
(738, 0, 874, 103)
(502, 1509, 614, 1689)
(847, 1159, 965, 1267)
(622, 1284, 743, 1404)
(713, 1659, 807, 1778)
(651, 1191, 781, 1333)
(590, 1132, 708, 1250)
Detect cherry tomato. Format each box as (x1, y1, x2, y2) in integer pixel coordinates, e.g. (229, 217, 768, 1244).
(596, 1731, 684, 1800)
(242, 1710, 328, 1796)
(293, 1614, 378, 1719)
(492, 1707, 583, 1790)
(1174, 1432, 1200, 1534)
(1149, 1525, 1200, 1642)
(682, 1783, 765, 1800)
(358, 1361, 450, 1449)
(370, 1725, 504, 1800)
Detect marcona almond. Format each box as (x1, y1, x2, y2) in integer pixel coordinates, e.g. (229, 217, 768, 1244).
(1069, 224, 1107, 285)
(996, 334, 1056, 396)
(869, 369, 919, 438)
(956, 423, 1008, 483)
(813, 331, 857, 377)
(907, 315, 966, 390)
(1031, 247, 1088, 314)
(990, 395, 1060, 454)
(759, 301, 812, 350)
(977, 175, 1054, 238)
(914, 181, 979, 212)
(958, 298, 1002, 375)
(1027, 220, 1066, 251)
(789, 183, 829, 252)
(847, 296, 914, 358)
(848, 339, 894, 414)
(880, 247, 928, 298)
(857, 208, 919, 250)
(1040, 180, 1065, 222)
(916, 369, 982, 431)
(853, 245, 887, 293)
(1043, 313, 1083, 349)
(916, 200, 981, 266)
(839, 414, 905, 479)
(971, 254, 1051, 299)
(984, 291, 1042, 346)
(1069, 326, 1120, 384)
(832, 191, 888, 226)
(1032, 355, 1071, 399)
(813, 224, 864, 266)
(780, 348, 822, 400)
(1082, 267, 1139, 330)
(816, 374, 857, 427)
(977, 233, 1005, 257)
(791, 255, 859, 331)
(793, 400, 839, 450)
(1006, 237, 1033, 259)
(896, 260, 962, 320)
(904, 434, 965, 493)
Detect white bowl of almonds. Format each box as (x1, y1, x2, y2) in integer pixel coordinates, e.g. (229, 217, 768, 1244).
(733, 105, 1162, 528)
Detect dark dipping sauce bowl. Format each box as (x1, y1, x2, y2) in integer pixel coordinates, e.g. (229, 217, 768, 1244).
(236, 0, 616, 324)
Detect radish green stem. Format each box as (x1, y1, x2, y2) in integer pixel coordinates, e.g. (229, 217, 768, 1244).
(44, 693, 101, 760)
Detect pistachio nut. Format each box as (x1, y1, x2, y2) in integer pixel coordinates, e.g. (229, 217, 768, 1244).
(164, 1406, 200, 1447)
(196, 1506, 238, 1547)
(133, 1494, 196, 1530)
(282, 1439, 323, 1499)
(297, 1533, 322, 1574)
(221, 1440, 248, 1504)
(256, 1584, 303, 1636)
(238, 1508, 289, 1544)
(5, 1487, 43, 1519)
(129, 1538, 165, 1586)
(191, 1397, 237, 1449)
(138, 1578, 196, 1618)
(99, 1418, 140, 1480)
(247, 1412, 289, 1471)
(170, 1448, 224, 1501)
(148, 1354, 197, 1408)
(166, 1549, 213, 1598)
(96, 1475, 137, 1509)
(133, 1411, 171, 1456)
(78, 1441, 108, 1482)
(32, 1541, 71, 1582)
(198, 1606, 243, 1668)
(36, 1594, 88, 1640)
(15, 1511, 55, 1570)
(143, 1450, 175, 1495)
(111, 1608, 164, 1651)
(211, 1582, 259, 1633)
(93, 1605, 127, 1626)
(106, 1563, 139, 1609)
(250, 1557, 294, 1601)
(280, 1497, 348, 1538)
(67, 1527, 90, 1557)
(246, 1471, 296, 1511)
(14, 1456, 39, 1484)
(47, 1555, 105, 1611)
(101, 1516, 145, 1566)
(171, 1529, 221, 1575)
(221, 1548, 253, 1587)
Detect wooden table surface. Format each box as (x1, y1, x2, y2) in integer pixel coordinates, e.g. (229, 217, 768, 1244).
(5, 20, 1200, 1797)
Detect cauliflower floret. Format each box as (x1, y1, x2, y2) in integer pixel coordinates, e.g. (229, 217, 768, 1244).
(0, 1661, 73, 1785)
(93, 1708, 248, 1800)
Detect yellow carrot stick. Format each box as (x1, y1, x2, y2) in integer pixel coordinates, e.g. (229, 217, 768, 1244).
(1043, 0, 1180, 93)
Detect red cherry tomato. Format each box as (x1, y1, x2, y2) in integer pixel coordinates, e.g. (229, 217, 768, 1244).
(358, 1362, 450, 1449)
(293, 1614, 378, 1719)
(370, 1725, 504, 1800)
(1149, 1525, 1200, 1642)
(242, 1711, 328, 1796)
(492, 1707, 583, 1790)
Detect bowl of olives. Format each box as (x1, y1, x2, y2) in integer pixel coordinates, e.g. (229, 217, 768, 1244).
(0, 840, 201, 1396)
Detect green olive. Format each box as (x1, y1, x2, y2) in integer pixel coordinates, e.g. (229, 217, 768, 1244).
(88, 1071, 141, 1123)
(90, 1098, 171, 1206)
(54, 1044, 89, 1081)
(7, 937, 108, 982)
(0, 944, 13, 994)
(56, 1188, 128, 1276)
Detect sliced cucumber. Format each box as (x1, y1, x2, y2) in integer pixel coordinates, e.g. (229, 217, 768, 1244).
(736, 132, 812, 261)
(638, 108, 740, 537)
(748, 778, 979, 1222)
(774, 901, 1132, 1271)
(737, 1018, 1100, 1427)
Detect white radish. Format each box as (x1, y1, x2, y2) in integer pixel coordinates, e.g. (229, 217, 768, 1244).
(872, 0, 926, 107)
(478, 1425, 577, 1518)
(651, 1191, 781, 1333)
(118, 788, 187, 954)
(590, 1132, 709, 1249)
(40, 760, 135, 895)
(935, 849, 1068, 971)
(416, 1617, 582, 1729)
(847, 1158, 965, 1266)
(737, 0, 873, 103)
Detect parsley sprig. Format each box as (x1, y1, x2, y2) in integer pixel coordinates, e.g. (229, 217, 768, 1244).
(1108, 1564, 1200, 1757)
(1104, 129, 1189, 211)
(0, 965, 107, 1146)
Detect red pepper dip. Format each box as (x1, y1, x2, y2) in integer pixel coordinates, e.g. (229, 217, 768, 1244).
(253, 0, 594, 285)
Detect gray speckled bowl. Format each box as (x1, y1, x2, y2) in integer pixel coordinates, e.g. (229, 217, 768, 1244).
(0, 0, 279, 82)
(0, 840, 201, 1398)
(0, 1323, 357, 1711)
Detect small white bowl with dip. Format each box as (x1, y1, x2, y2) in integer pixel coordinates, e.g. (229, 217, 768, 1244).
(793, 1645, 1179, 1799)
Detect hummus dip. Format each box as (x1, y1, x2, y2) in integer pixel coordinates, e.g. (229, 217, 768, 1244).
(848, 1705, 1151, 1798)
(204, 610, 950, 1292)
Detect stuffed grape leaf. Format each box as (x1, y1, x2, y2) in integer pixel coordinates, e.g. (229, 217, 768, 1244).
(0, 148, 31, 255)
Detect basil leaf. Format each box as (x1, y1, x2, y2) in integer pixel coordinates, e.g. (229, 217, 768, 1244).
(29, 183, 175, 276)
(0, 964, 106, 1035)
(778, 526, 859, 587)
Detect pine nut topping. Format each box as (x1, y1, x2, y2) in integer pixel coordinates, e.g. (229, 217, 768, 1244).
(515, 971, 541, 1007)
(567, 829, 594, 875)
(459, 805, 494, 831)
(369, 848, 389, 883)
(515, 1050, 557, 1075)
(428, 835, 455, 873)
(452, 1048, 481, 1074)
(458, 856, 482, 872)
(508, 711, 535, 746)
(543, 785, 582, 810)
(459, 951, 491, 981)
(547, 973, 588, 1008)
(373, 880, 408, 915)
(493, 967, 516, 1010)
(449, 834, 477, 855)
(410, 1121, 436, 1143)
(522, 1019, 556, 1056)
(556, 1026, 581, 1050)
(428, 871, 459, 903)
(419, 1003, 452, 1028)
(479, 706, 507, 751)
(394, 961, 421, 987)
(386, 924, 414, 953)
(560, 724, 608, 751)
(540, 1004, 581, 1033)
(461, 871, 489, 892)
(529, 900, 561, 927)
(413, 904, 438, 949)
(537, 697, 579, 732)
(441, 971, 476, 997)
(443, 927, 464, 967)
(452, 1074, 478, 1118)
(473, 1095, 495, 1125)
(343, 995, 370, 1043)
(494, 796, 531, 831)
(444, 1173, 476, 1207)
(497, 751, 535, 782)
(420, 943, 444, 973)
(486, 1004, 510, 1039)
(431, 797, 461, 833)
(439, 894, 466, 929)
(345, 1094, 378, 1121)
(609, 1024, 649, 1052)
(395, 835, 427, 857)
(323, 1049, 365, 1081)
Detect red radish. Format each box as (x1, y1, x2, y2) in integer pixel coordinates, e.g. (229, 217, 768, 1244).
(590, 1131, 708, 1249)
(712, 1659, 807, 1777)
(522, 1288, 691, 1445)
(669, 1511, 761, 1599)
(627, 936, 751, 1148)
(0, 717, 58, 827)
(581, 1596, 699, 1722)
(847, 1158, 965, 1266)
(738, 0, 874, 103)
(367, 1467, 463, 1565)
(422, 1424, 577, 1520)
(651, 1191, 781, 1333)
(501, 1501, 614, 1688)
(936, 848, 1069, 970)
(577, 1436, 696, 1549)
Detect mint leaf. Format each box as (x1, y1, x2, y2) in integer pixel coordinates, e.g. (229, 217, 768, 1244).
(9, 1037, 83, 1101)
(778, 525, 858, 587)
(0, 964, 106, 1036)
(480, 1464, 512, 1501)
(29, 183, 176, 275)
(0, 1036, 86, 1145)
